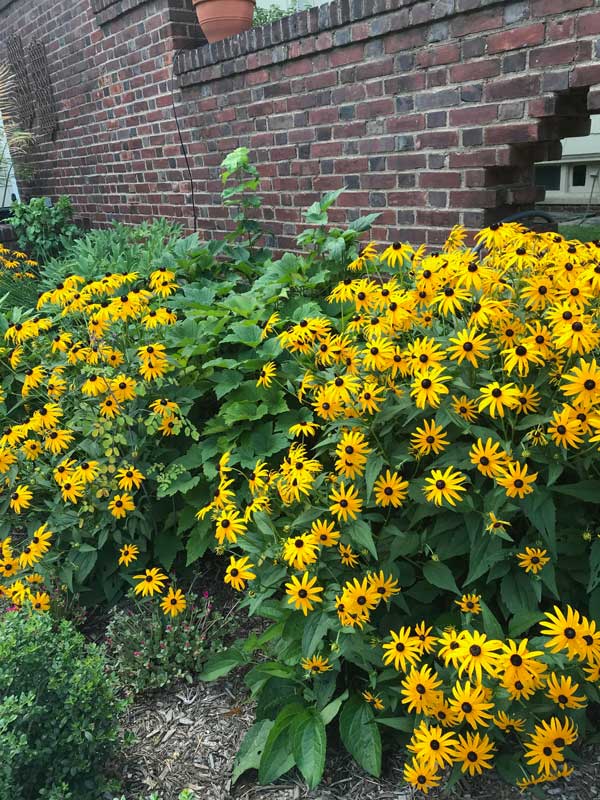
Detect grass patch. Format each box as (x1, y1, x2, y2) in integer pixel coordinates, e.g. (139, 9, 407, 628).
(559, 223, 600, 242)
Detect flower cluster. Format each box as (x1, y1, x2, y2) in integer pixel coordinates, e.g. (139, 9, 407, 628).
(187, 224, 600, 791)
(0, 244, 37, 280)
(0, 263, 195, 605)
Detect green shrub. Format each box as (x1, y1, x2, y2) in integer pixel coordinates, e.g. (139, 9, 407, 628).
(9, 196, 80, 262)
(0, 609, 125, 799)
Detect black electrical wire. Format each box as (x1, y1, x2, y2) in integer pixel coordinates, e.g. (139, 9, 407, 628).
(171, 48, 198, 233)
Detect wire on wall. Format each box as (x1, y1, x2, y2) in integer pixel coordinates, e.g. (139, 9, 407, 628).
(171, 48, 198, 233)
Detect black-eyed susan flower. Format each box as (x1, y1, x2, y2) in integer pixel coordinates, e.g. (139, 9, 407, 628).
(310, 518, 339, 547)
(411, 419, 449, 456)
(456, 593, 481, 614)
(224, 555, 256, 591)
(496, 461, 537, 499)
(400, 665, 443, 714)
(285, 571, 323, 615)
(329, 482, 363, 522)
(283, 532, 319, 571)
(456, 631, 501, 683)
(374, 469, 409, 507)
(403, 757, 441, 795)
(454, 731, 495, 776)
(44, 428, 75, 455)
(437, 628, 464, 668)
(367, 570, 400, 601)
(214, 508, 247, 545)
(561, 357, 600, 405)
(29, 591, 51, 612)
(545, 672, 586, 710)
(547, 408, 583, 449)
(133, 567, 167, 596)
(382, 627, 421, 672)
(116, 466, 145, 491)
(9, 484, 33, 514)
(449, 681, 494, 729)
(334, 429, 370, 479)
(423, 466, 466, 506)
(517, 546, 550, 574)
(338, 543, 359, 567)
(60, 480, 85, 504)
(540, 605, 586, 660)
(408, 721, 458, 770)
(493, 711, 526, 733)
(524, 735, 565, 776)
(485, 512, 511, 535)
(108, 493, 135, 519)
(73, 460, 100, 485)
(447, 328, 491, 367)
(380, 240, 413, 268)
(469, 437, 508, 478)
(301, 655, 332, 673)
(118, 544, 139, 567)
(256, 361, 276, 388)
(288, 421, 320, 438)
(478, 381, 520, 418)
(515, 383, 541, 414)
(161, 587, 187, 617)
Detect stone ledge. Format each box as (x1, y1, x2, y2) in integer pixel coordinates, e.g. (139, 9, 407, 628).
(0, 0, 18, 11)
(175, 0, 507, 87)
(0, 224, 17, 246)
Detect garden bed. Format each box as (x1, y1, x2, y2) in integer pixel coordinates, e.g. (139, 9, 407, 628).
(116, 673, 600, 800)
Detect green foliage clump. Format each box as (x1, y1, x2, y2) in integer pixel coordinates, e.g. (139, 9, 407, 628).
(9, 196, 80, 262)
(105, 591, 234, 693)
(0, 609, 124, 800)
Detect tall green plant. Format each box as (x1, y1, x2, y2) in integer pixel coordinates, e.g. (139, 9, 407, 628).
(9, 196, 80, 262)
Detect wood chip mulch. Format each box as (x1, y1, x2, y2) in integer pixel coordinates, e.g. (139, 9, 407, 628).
(115, 674, 600, 800)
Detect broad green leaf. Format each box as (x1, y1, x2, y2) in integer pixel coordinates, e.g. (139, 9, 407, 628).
(258, 703, 304, 784)
(588, 540, 600, 593)
(154, 529, 181, 571)
(231, 719, 274, 784)
(480, 599, 505, 640)
(301, 610, 331, 658)
(509, 610, 545, 638)
(199, 649, 245, 681)
(422, 561, 460, 595)
(552, 481, 600, 502)
(500, 570, 540, 617)
(292, 709, 326, 788)
(320, 691, 348, 725)
(364, 454, 384, 502)
(339, 695, 382, 777)
(186, 520, 211, 565)
(375, 716, 414, 731)
(346, 518, 377, 559)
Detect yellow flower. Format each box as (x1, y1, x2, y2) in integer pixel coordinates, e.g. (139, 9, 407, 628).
(9, 484, 33, 514)
(301, 655, 332, 674)
(285, 571, 323, 615)
(423, 466, 466, 506)
(116, 466, 145, 491)
(161, 587, 187, 617)
(256, 361, 276, 388)
(517, 547, 550, 574)
(478, 381, 520, 418)
(108, 493, 135, 519)
(224, 555, 256, 591)
(118, 543, 139, 567)
(133, 567, 167, 596)
(329, 482, 363, 522)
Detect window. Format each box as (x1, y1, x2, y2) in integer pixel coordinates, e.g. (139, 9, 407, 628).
(535, 164, 561, 192)
(572, 165, 587, 187)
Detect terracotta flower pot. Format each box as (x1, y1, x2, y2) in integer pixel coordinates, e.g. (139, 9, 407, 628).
(193, 0, 256, 43)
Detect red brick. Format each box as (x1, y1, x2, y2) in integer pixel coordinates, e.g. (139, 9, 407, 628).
(356, 98, 395, 119)
(484, 123, 540, 145)
(417, 43, 461, 68)
(449, 60, 500, 82)
(570, 64, 600, 87)
(532, 0, 593, 14)
(486, 23, 546, 54)
(420, 172, 462, 188)
(329, 43, 365, 67)
(485, 75, 541, 101)
(450, 105, 499, 125)
(416, 130, 460, 149)
(546, 18, 575, 40)
(530, 42, 580, 67)
(576, 10, 600, 36)
(451, 8, 504, 36)
(386, 114, 426, 133)
(450, 189, 499, 208)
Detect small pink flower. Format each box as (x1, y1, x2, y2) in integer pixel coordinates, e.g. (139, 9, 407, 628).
(133, 651, 141, 657)
(203, 590, 209, 598)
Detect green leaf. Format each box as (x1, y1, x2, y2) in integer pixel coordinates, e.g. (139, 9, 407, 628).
(375, 716, 414, 731)
(552, 481, 600, 502)
(154, 529, 181, 571)
(346, 518, 377, 559)
(588, 540, 600, 593)
(258, 703, 304, 784)
(231, 719, 274, 784)
(301, 610, 331, 658)
(199, 648, 245, 681)
(500, 570, 540, 617)
(480, 600, 505, 640)
(364, 454, 384, 502)
(292, 709, 326, 788)
(422, 561, 460, 595)
(320, 691, 348, 725)
(186, 519, 211, 566)
(339, 695, 382, 777)
(509, 610, 545, 638)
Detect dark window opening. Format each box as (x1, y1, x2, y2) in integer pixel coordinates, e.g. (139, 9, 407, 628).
(535, 164, 561, 192)
(572, 165, 587, 187)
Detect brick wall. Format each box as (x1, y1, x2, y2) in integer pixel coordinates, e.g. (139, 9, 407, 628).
(1, 0, 600, 247)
